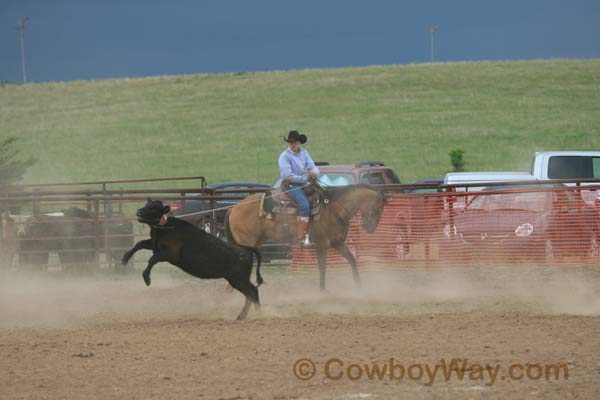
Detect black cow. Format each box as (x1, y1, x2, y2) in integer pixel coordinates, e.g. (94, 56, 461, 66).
(121, 198, 263, 320)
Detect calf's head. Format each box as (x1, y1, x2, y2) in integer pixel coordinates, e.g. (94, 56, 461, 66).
(136, 198, 170, 226)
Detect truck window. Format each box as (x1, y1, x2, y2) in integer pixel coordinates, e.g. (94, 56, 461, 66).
(593, 158, 600, 178)
(319, 173, 355, 186)
(548, 156, 593, 179)
(360, 171, 386, 184)
(384, 169, 401, 184)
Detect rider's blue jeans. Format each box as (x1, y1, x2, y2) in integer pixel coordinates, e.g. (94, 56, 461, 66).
(285, 183, 309, 217)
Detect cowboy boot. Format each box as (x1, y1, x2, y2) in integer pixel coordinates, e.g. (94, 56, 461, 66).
(297, 216, 311, 247)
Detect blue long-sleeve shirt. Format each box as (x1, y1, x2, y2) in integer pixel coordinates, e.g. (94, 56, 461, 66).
(278, 147, 320, 184)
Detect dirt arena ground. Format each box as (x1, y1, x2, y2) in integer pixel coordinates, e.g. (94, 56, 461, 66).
(1, 265, 600, 400)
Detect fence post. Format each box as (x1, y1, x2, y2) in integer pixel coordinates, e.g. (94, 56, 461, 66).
(32, 189, 40, 214)
(103, 184, 112, 270)
(118, 189, 123, 214)
(447, 187, 456, 250)
(210, 189, 217, 235)
(424, 194, 431, 261)
(93, 199, 101, 271)
(0, 211, 5, 268)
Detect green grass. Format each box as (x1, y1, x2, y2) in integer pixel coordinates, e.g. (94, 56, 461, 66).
(1, 59, 599, 186)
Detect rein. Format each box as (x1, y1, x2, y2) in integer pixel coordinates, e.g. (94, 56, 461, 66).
(314, 182, 359, 226)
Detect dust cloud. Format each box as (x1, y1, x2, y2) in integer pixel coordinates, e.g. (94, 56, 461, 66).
(260, 266, 600, 318)
(1, 265, 599, 329)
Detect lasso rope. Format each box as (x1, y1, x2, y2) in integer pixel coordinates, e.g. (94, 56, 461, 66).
(174, 181, 313, 218)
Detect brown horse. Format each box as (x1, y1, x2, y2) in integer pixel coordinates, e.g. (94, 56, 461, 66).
(225, 184, 386, 290)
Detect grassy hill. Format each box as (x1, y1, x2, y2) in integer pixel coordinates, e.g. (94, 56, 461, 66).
(1, 59, 599, 186)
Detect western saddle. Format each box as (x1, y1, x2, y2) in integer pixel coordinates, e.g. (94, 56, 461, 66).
(259, 183, 323, 218)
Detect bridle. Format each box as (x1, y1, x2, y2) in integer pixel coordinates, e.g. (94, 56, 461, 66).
(311, 181, 348, 224)
(304, 180, 385, 232)
(314, 182, 365, 226)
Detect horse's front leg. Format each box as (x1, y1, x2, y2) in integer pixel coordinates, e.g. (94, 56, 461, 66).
(334, 244, 360, 287)
(316, 248, 327, 291)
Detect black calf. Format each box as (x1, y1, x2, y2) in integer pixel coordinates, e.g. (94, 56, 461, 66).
(122, 199, 263, 320)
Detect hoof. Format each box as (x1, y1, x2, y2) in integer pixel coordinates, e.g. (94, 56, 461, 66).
(121, 253, 131, 266)
(142, 272, 151, 286)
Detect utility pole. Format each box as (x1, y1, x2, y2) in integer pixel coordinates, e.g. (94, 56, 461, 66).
(255, 131, 261, 181)
(17, 17, 29, 84)
(429, 24, 438, 63)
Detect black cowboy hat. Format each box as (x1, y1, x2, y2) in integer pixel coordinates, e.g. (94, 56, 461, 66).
(283, 130, 307, 144)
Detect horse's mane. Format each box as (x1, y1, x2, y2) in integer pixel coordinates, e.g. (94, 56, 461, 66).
(322, 184, 377, 202)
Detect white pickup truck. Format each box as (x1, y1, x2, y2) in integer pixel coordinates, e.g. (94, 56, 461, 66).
(531, 151, 600, 205)
(530, 151, 600, 180)
(444, 151, 600, 187)
(443, 152, 600, 200)
(443, 171, 537, 192)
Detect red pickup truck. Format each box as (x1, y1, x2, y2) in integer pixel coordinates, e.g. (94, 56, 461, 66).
(272, 161, 401, 188)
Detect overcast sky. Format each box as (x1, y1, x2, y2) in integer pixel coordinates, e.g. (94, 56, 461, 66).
(1, 0, 599, 83)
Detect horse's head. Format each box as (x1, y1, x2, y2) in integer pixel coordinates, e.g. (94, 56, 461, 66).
(137, 198, 170, 226)
(359, 188, 387, 233)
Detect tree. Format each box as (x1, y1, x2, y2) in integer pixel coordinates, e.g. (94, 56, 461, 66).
(0, 137, 35, 187)
(448, 148, 465, 172)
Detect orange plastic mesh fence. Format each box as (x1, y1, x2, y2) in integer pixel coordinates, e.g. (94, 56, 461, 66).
(291, 185, 600, 271)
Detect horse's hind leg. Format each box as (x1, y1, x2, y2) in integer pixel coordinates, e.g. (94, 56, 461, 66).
(335, 244, 360, 287)
(317, 248, 327, 291)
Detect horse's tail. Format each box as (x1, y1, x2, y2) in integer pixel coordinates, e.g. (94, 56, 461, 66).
(249, 246, 263, 287)
(240, 245, 263, 287)
(224, 209, 235, 244)
(225, 208, 263, 287)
